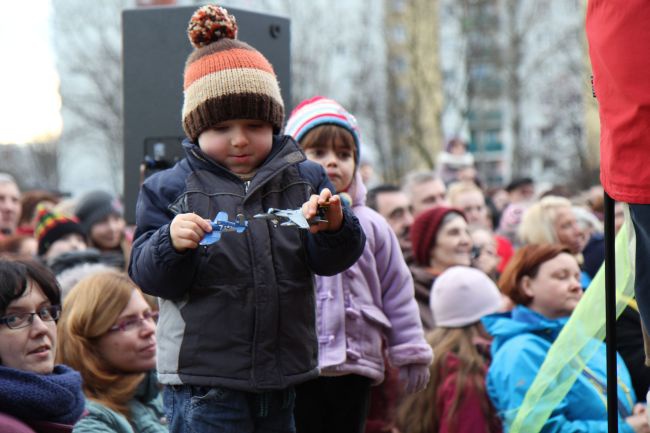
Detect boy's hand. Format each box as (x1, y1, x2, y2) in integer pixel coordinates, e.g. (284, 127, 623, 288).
(169, 213, 212, 252)
(302, 188, 344, 234)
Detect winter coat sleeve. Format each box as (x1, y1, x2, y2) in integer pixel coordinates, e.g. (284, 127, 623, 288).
(301, 162, 366, 276)
(586, 0, 650, 203)
(487, 336, 634, 433)
(128, 170, 200, 300)
(367, 214, 431, 366)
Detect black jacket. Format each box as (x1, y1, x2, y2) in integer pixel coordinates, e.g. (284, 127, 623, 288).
(129, 136, 365, 391)
(617, 305, 650, 401)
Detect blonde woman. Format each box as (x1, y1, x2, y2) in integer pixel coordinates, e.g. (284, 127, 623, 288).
(517, 195, 591, 287)
(517, 196, 585, 255)
(57, 271, 165, 433)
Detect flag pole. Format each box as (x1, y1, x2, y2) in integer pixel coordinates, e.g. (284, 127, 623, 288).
(604, 191, 617, 433)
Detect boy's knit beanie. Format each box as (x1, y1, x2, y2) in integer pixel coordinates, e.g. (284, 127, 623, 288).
(284, 96, 362, 162)
(182, 4, 284, 142)
(74, 191, 123, 235)
(430, 266, 502, 327)
(410, 206, 466, 267)
(35, 205, 85, 256)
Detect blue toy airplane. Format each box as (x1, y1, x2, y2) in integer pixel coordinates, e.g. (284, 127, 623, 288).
(200, 212, 248, 245)
(253, 206, 328, 229)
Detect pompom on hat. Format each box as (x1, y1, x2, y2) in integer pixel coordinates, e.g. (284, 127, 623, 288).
(35, 205, 85, 257)
(410, 206, 466, 267)
(430, 266, 503, 327)
(285, 96, 362, 162)
(182, 4, 285, 142)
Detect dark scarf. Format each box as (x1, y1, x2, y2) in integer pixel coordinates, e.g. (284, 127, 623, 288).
(0, 364, 85, 425)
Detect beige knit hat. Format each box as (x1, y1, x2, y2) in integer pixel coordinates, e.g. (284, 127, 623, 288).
(182, 4, 285, 142)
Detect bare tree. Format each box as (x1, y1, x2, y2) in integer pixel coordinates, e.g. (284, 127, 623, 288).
(440, 0, 590, 189)
(0, 140, 59, 190)
(219, 0, 392, 181)
(501, 0, 588, 187)
(384, 0, 443, 182)
(52, 0, 127, 193)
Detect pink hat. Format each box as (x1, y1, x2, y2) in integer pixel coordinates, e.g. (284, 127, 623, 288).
(430, 266, 502, 327)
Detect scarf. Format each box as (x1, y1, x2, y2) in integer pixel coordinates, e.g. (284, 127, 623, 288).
(0, 364, 85, 425)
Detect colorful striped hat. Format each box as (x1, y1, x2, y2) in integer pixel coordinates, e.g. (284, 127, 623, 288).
(35, 205, 85, 257)
(182, 4, 284, 142)
(285, 96, 362, 162)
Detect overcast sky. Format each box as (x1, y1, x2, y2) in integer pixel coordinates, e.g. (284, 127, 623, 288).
(0, 0, 62, 144)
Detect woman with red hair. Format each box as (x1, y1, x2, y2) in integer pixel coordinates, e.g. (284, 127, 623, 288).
(485, 244, 647, 432)
(56, 271, 165, 433)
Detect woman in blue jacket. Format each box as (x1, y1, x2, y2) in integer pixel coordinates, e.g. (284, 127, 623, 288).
(485, 244, 648, 433)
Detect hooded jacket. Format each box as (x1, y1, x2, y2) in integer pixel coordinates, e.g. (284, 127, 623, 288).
(129, 136, 366, 392)
(484, 306, 636, 433)
(315, 172, 432, 383)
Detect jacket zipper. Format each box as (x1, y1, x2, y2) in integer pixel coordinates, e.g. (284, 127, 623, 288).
(189, 147, 301, 200)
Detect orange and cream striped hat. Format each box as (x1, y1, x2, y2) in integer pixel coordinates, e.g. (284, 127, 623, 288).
(182, 4, 284, 142)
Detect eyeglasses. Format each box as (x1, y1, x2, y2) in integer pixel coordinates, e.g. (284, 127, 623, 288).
(108, 311, 159, 333)
(0, 305, 61, 330)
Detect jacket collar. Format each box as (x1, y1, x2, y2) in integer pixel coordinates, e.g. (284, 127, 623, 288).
(482, 305, 569, 353)
(182, 135, 306, 190)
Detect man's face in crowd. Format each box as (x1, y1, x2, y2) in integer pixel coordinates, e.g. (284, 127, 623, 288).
(0, 181, 21, 235)
(410, 179, 448, 217)
(455, 190, 488, 228)
(375, 191, 414, 241)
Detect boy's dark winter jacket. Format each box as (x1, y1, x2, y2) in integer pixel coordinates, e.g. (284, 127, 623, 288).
(129, 136, 365, 391)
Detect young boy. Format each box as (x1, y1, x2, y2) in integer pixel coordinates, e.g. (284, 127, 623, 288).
(128, 5, 365, 433)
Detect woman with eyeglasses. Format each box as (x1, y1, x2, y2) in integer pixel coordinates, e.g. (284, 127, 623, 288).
(56, 271, 166, 433)
(0, 258, 85, 433)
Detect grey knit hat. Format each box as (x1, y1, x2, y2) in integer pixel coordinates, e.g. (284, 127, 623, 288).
(74, 191, 123, 234)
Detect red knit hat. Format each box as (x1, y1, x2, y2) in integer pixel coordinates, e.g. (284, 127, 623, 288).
(410, 207, 466, 267)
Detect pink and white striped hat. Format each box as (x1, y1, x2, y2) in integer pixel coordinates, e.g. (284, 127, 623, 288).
(285, 96, 362, 161)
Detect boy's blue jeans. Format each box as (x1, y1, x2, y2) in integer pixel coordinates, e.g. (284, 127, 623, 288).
(163, 385, 296, 433)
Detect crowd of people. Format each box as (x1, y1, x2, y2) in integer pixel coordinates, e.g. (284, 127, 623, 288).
(0, 2, 647, 433)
